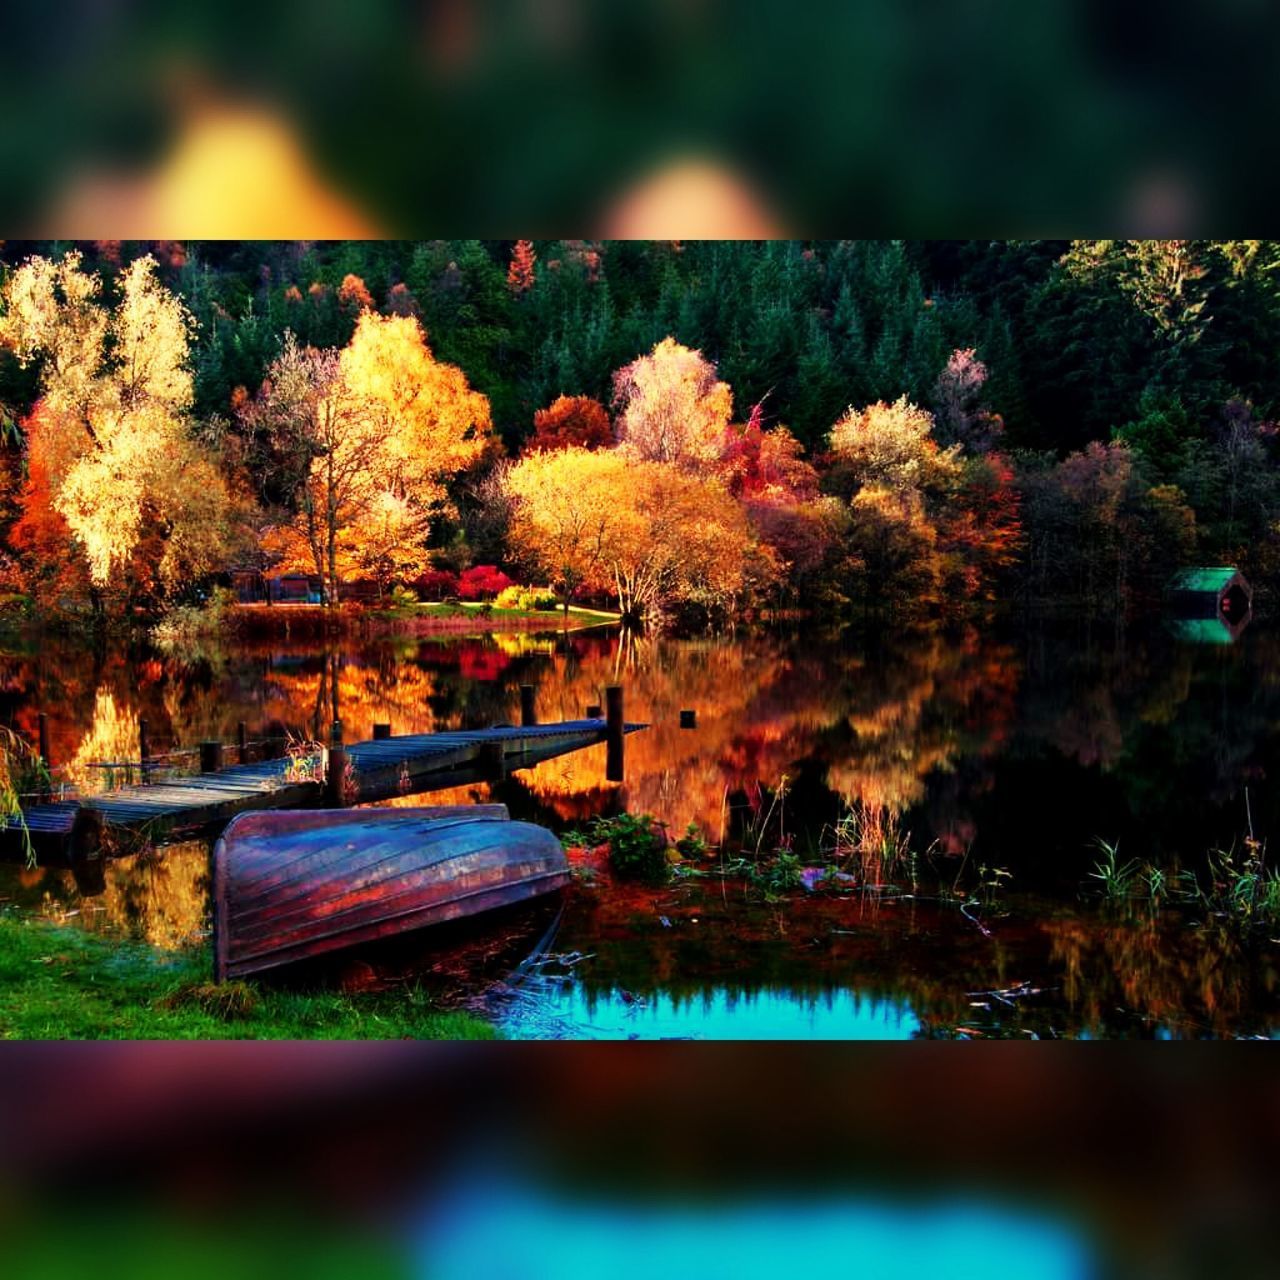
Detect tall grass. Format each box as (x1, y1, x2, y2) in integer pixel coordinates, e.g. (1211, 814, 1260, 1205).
(1088, 835, 1280, 929)
(0, 726, 50, 867)
(823, 801, 917, 891)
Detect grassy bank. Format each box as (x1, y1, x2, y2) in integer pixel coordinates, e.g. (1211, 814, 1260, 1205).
(0, 915, 497, 1040)
(227, 600, 619, 641)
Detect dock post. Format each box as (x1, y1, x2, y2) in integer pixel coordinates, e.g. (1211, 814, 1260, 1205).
(326, 720, 348, 807)
(680, 709, 697, 729)
(200, 741, 224, 773)
(480, 740, 506, 783)
(373, 723, 392, 740)
(138, 718, 151, 782)
(586, 703, 602, 719)
(237, 721, 248, 762)
(520, 685, 537, 727)
(38, 712, 51, 767)
(606, 685, 624, 783)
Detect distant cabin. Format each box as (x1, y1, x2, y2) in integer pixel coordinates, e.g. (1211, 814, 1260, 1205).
(1168, 566, 1252, 638)
(227, 569, 323, 605)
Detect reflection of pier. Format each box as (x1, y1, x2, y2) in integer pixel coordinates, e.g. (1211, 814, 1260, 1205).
(2, 709, 643, 864)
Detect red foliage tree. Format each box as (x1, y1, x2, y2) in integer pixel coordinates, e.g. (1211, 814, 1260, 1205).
(412, 567, 459, 600)
(458, 564, 514, 600)
(528, 395, 613, 453)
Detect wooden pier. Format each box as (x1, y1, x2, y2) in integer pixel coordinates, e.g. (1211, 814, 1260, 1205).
(1, 714, 644, 863)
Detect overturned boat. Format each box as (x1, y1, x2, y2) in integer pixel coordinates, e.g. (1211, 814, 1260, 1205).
(212, 805, 569, 981)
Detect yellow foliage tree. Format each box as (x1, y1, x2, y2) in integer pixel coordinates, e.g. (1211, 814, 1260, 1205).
(828, 396, 961, 495)
(339, 312, 494, 507)
(0, 252, 237, 606)
(504, 447, 628, 613)
(611, 336, 733, 468)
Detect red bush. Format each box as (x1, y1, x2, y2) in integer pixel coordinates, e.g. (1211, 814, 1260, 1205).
(457, 565, 514, 600)
(412, 568, 460, 601)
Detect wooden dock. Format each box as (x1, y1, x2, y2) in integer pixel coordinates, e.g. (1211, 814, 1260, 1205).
(1, 717, 644, 863)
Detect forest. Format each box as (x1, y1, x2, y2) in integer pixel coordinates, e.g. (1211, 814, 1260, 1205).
(1, 238, 1278, 629)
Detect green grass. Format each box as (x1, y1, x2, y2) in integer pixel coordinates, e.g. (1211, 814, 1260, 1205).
(0, 915, 498, 1040)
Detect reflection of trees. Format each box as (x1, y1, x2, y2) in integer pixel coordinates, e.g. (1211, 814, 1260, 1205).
(1043, 913, 1279, 1038)
(66, 689, 142, 794)
(822, 632, 1019, 818)
(7, 841, 209, 950)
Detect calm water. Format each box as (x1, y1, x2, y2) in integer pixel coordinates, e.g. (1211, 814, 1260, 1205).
(3, 617, 1279, 1038)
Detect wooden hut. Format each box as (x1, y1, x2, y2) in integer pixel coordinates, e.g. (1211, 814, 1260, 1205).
(1168, 566, 1251, 639)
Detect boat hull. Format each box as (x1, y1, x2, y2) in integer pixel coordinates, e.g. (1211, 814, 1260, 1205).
(212, 805, 570, 981)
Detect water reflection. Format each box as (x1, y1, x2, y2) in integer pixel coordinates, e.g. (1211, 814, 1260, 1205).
(504, 983, 922, 1040)
(3, 620, 1280, 1036)
(418, 1180, 1095, 1280)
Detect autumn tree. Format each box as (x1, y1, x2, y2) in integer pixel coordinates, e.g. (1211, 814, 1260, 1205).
(337, 272, 374, 313)
(504, 447, 625, 613)
(507, 240, 537, 294)
(612, 337, 733, 468)
(0, 252, 239, 611)
(249, 314, 494, 603)
(609, 460, 759, 624)
(826, 397, 965, 614)
(340, 312, 495, 508)
(717, 407, 845, 604)
(504, 448, 757, 625)
(932, 348, 1003, 453)
(527, 394, 612, 453)
(827, 396, 961, 498)
(252, 339, 379, 602)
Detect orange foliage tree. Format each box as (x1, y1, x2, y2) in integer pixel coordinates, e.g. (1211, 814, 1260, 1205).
(337, 273, 374, 312)
(507, 240, 537, 294)
(505, 447, 759, 624)
(527, 394, 612, 453)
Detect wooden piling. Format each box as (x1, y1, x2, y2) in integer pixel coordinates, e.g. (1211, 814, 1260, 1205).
(520, 685, 537, 727)
(373, 722, 392, 740)
(586, 703, 602, 719)
(606, 685, 624, 782)
(326, 743, 349, 807)
(325, 719, 348, 807)
(680, 709, 697, 729)
(480, 740, 506, 782)
(38, 712, 50, 767)
(200, 741, 224, 773)
(237, 721, 248, 761)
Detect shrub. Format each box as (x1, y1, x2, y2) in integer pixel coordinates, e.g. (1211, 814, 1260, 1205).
(601, 813, 670, 884)
(494, 584, 560, 611)
(458, 565, 515, 600)
(412, 568, 459, 601)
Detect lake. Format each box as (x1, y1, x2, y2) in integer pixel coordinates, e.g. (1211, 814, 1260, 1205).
(2, 617, 1278, 1038)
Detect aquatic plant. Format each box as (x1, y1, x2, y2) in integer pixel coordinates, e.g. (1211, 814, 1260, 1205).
(675, 821, 711, 860)
(1086, 834, 1280, 930)
(823, 801, 916, 889)
(1088, 839, 1141, 899)
(568, 812, 671, 884)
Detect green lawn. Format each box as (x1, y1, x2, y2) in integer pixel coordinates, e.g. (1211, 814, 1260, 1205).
(0, 915, 497, 1040)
